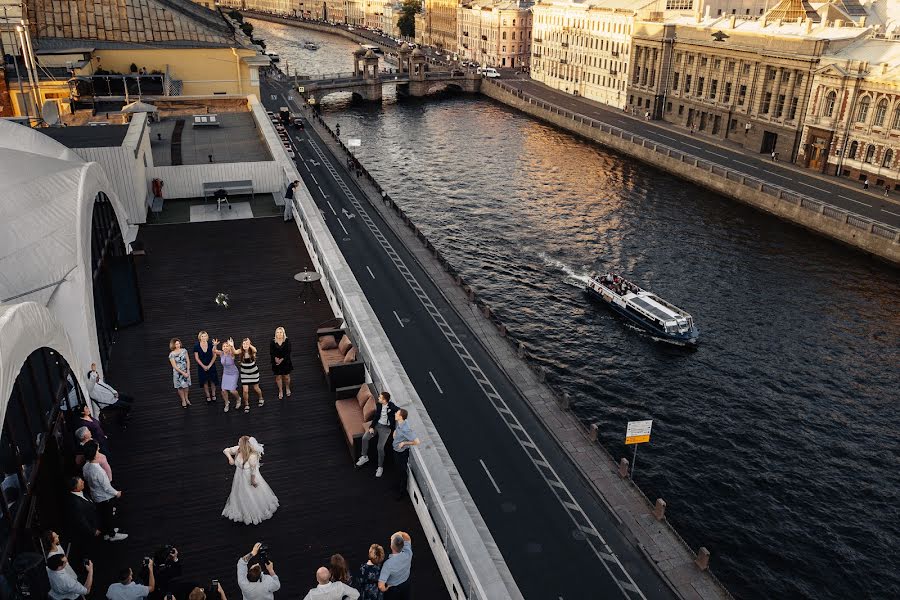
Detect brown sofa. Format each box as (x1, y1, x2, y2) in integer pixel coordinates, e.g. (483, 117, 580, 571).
(316, 327, 366, 392)
(335, 383, 378, 459)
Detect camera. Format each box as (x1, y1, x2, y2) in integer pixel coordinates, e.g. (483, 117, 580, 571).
(142, 556, 151, 567)
(83, 559, 90, 568)
(257, 544, 270, 565)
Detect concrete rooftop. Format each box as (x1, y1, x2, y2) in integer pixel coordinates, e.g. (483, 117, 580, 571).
(149, 111, 271, 166)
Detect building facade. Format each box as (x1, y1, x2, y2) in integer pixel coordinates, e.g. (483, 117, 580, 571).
(797, 38, 900, 190)
(628, 14, 867, 158)
(457, 1, 533, 68)
(421, 0, 462, 50)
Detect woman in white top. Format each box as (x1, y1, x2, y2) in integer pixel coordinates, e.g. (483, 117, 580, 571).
(222, 436, 279, 525)
(43, 530, 78, 579)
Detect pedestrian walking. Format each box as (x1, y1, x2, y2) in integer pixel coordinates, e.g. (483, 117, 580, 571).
(645, 111, 650, 121)
(168, 338, 191, 408)
(283, 180, 299, 222)
(194, 331, 219, 404)
(863, 177, 869, 190)
(884, 185, 890, 197)
(771, 150, 777, 161)
(391, 409, 420, 499)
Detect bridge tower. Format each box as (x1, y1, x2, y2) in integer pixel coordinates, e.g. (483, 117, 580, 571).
(352, 47, 366, 77)
(397, 42, 412, 74)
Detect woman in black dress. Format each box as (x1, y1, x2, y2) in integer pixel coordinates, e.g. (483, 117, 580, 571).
(270, 326, 293, 400)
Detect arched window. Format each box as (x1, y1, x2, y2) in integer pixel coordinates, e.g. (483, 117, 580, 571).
(856, 96, 871, 123)
(823, 90, 836, 117)
(848, 141, 858, 159)
(874, 99, 888, 127)
(864, 144, 876, 163)
(892, 107, 900, 130)
(883, 149, 894, 168)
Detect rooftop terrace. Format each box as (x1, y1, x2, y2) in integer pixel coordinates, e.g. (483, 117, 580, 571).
(150, 112, 272, 166)
(92, 216, 447, 598)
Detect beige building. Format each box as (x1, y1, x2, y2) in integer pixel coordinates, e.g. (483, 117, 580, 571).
(3, 0, 265, 119)
(530, 0, 706, 109)
(628, 5, 868, 159)
(798, 37, 900, 190)
(457, 1, 533, 68)
(420, 0, 462, 50)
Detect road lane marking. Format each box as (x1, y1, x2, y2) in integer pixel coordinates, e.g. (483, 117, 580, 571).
(733, 160, 758, 169)
(839, 195, 872, 207)
(429, 371, 444, 394)
(393, 310, 405, 327)
(883, 209, 900, 217)
(768, 172, 792, 180)
(311, 173, 319, 185)
(706, 151, 729, 159)
(303, 134, 645, 600)
(798, 182, 829, 193)
(681, 142, 702, 150)
(479, 459, 502, 494)
(304, 162, 311, 172)
(326, 201, 337, 215)
(317, 184, 328, 198)
(338, 219, 349, 235)
(655, 133, 678, 142)
(366, 266, 376, 279)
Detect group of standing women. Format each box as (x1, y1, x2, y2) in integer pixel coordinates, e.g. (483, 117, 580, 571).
(167, 327, 293, 412)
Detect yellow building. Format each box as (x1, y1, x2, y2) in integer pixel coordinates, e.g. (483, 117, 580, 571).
(421, 0, 462, 50)
(3, 0, 265, 118)
(457, 1, 533, 68)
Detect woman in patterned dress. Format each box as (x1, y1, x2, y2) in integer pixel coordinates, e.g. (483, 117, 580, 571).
(168, 338, 191, 408)
(236, 338, 263, 413)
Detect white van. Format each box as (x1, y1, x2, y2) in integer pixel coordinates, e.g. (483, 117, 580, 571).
(477, 67, 501, 78)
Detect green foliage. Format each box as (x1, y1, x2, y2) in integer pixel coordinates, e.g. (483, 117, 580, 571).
(240, 21, 254, 37)
(228, 9, 243, 23)
(397, 0, 421, 38)
(129, 63, 138, 73)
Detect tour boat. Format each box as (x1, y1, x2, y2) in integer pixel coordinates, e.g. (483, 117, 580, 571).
(585, 273, 699, 345)
(304, 41, 320, 51)
(265, 51, 280, 62)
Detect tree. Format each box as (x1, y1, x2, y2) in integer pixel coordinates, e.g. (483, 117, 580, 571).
(228, 9, 243, 23)
(240, 21, 253, 37)
(397, 0, 421, 38)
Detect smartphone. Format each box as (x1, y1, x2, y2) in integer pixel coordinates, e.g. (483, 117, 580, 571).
(211, 579, 219, 591)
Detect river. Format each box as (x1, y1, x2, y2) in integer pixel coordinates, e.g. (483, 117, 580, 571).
(253, 19, 900, 600)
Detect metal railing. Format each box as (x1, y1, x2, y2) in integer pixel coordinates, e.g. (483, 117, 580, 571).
(487, 80, 900, 244)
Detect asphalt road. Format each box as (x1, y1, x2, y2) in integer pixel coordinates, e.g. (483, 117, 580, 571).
(497, 78, 900, 228)
(261, 80, 680, 600)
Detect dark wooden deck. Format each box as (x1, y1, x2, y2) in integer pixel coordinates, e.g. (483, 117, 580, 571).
(94, 217, 447, 598)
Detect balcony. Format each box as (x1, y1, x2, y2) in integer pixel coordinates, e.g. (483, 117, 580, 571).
(561, 42, 569, 48)
(560, 58, 568, 65)
(533, 52, 541, 58)
(463, 31, 469, 36)
(481, 34, 488, 41)
(612, 51, 619, 57)
(534, 37, 542, 43)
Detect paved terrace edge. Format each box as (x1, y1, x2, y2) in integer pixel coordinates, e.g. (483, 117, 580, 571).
(305, 112, 733, 600)
(479, 81, 900, 267)
(248, 94, 524, 600)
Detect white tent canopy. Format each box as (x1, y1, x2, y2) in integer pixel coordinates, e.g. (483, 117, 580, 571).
(0, 302, 86, 423)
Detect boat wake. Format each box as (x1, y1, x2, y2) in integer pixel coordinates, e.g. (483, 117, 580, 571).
(538, 253, 590, 289)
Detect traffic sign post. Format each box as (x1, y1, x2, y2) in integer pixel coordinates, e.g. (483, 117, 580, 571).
(625, 419, 652, 480)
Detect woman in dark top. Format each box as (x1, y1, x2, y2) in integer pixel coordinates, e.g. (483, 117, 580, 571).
(193, 331, 220, 404)
(358, 544, 385, 600)
(78, 403, 109, 455)
(270, 326, 293, 400)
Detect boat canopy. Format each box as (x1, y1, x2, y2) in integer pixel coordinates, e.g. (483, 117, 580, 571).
(629, 294, 680, 321)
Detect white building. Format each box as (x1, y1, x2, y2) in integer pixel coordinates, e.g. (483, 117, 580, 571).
(457, 1, 534, 68)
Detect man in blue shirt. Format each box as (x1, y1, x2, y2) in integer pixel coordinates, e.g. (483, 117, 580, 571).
(378, 532, 413, 599)
(391, 409, 420, 500)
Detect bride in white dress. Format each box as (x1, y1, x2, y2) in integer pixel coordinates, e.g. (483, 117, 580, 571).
(222, 436, 279, 525)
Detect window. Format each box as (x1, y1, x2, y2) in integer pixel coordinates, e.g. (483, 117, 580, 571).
(743, 64, 750, 75)
(697, 76, 704, 96)
(864, 144, 876, 163)
(701, 57, 707, 67)
(874, 99, 888, 127)
(789, 97, 798, 120)
(823, 90, 836, 117)
(666, 102, 672, 112)
(893, 107, 900, 130)
(685, 74, 692, 92)
(847, 141, 858, 159)
(730, 118, 737, 131)
(714, 59, 721, 69)
(856, 96, 871, 123)
(738, 84, 747, 106)
(678, 104, 684, 115)
(723, 82, 732, 103)
(710, 79, 718, 99)
(665, 0, 694, 9)
(768, 67, 776, 80)
(673, 71, 680, 90)
(883, 149, 894, 168)
(775, 94, 785, 117)
(762, 92, 772, 114)
(781, 71, 790, 83)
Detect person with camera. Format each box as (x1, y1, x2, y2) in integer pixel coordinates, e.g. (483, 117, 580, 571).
(188, 581, 228, 600)
(106, 559, 155, 600)
(237, 543, 280, 600)
(146, 545, 182, 599)
(47, 554, 92, 600)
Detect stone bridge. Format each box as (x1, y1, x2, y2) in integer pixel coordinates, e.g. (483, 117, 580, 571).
(298, 43, 481, 104)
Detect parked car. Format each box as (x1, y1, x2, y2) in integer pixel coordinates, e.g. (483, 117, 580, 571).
(477, 67, 501, 78)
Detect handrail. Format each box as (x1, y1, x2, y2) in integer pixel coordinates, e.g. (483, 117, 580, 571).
(487, 80, 900, 242)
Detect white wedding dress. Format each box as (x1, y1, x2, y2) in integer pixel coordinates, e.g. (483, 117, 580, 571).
(222, 446, 279, 525)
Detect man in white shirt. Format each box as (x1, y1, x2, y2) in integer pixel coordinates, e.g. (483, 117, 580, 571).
(82, 440, 126, 540)
(106, 561, 154, 600)
(302, 566, 359, 600)
(47, 554, 92, 600)
(237, 543, 280, 600)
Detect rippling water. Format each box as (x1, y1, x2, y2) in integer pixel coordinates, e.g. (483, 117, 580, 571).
(255, 19, 900, 600)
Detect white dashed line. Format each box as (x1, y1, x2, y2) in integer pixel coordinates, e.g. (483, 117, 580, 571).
(798, 182, 829, 193)
(733, 160, 758, 169)
(429, 371, 444, 394)
(317, 185, 328, 198)
(337, 219, 349, 235)
(654, 133, 678, 142)
(768, 172, 792, 180)
(326, 201, 337, 215)
(311, 173, 319, 185)
(393, 310, 405, 328)
(366, 266, 376, 279)
(839, 195, 872, 207)
(479, 459, 502, 494)
(706, 151, 729, 159)
(883, 209, 900, 217)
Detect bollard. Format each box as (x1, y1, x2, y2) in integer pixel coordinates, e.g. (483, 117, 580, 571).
(695, 547, 710, 571)
(455, 274, 463, 286)
(498, 323, 507, 337)
(481, 305, 492, 319)
(466, 287, 476, 302)
(517, 341, 526, 358)
(538, 367, 547, 382)
(653, 498, 667, 521)
(618, 458, 629, 479)
(588, 423, 598, 442)
(559, 393, 570, 410)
